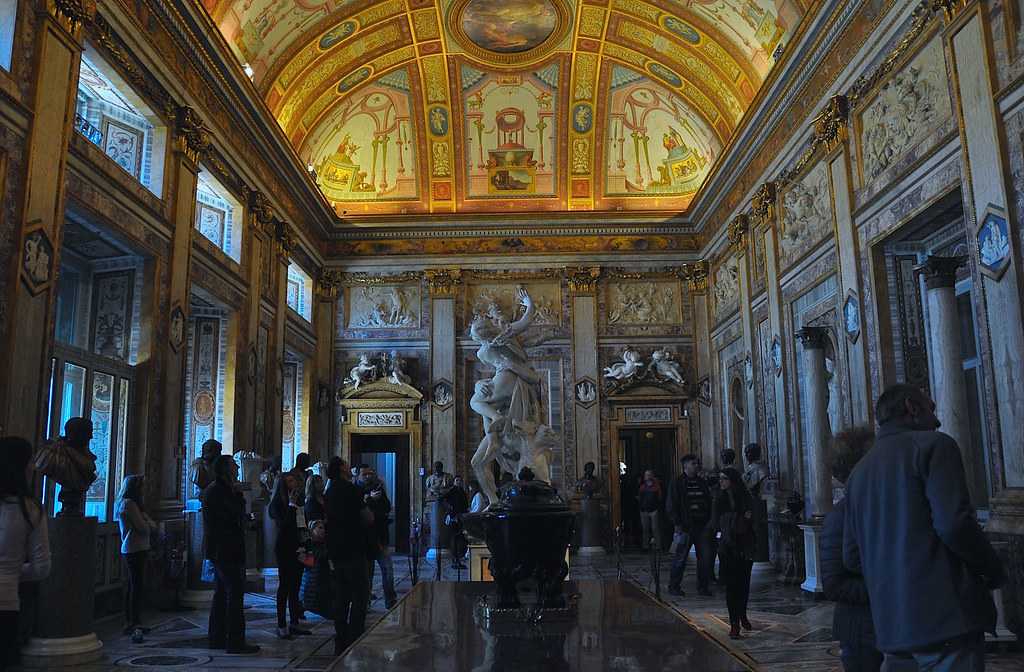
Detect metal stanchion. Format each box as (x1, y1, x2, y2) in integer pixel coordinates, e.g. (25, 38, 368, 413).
(649, 539, 662, 601)
(410, 520, 421, 586)
(614, 524, 624, 581)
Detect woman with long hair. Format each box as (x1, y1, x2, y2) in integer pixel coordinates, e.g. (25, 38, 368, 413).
(713, 466, 757, 639)
(0, 436, 51, 671)
(305, 473, 326, 523)
(268, 471, 311, 639)
(115, 474, 156, 637)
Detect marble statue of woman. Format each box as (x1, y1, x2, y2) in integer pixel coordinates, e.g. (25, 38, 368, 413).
(469, 287, 558, 507)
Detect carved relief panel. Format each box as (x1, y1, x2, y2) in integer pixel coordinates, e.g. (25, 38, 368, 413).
(465, 281, 562, 327)
(778, 161, 833, 271)
(856, 34, 953, 184)
(711, 255, 740, 324)
(346, 284, 422, 329)
(605, 280, 682, 326)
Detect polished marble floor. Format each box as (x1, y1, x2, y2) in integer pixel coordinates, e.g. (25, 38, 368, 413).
(18, 552, 1021, 671)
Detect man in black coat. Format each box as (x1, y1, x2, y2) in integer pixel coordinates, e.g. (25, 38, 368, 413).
(843, 384, 1005, 671)
(202, 455, 260, 655)
(666, 454, 715, 596)
(326, 458, 374, 656)
(821, 427, 880, 672)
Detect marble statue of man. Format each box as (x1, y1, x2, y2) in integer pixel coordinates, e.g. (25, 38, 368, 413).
(425, 461, 454, 502)
(469, 286, 558, 506)
(190, 439, 222, 492)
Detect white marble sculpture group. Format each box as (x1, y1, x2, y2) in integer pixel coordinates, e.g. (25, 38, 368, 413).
(343, 350, 412, 389)
(603, 346, 687, 389)
(469, 286, 560, 507)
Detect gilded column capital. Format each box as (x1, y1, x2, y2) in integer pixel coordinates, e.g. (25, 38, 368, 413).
(47, 0, 96, 32)
(684, 260, 709, 293)
(813, 95, 849, 154)
(915, 255, 967, 289)
(246, 188, 274, 233)
(424, 268, 462, 298)
(566, 266, 601, 295)
(932, 0, 969, 21)
(316, 269, 342, 300)
(796, 326, 830, 350)
(173, 106, 210, 165)
(751, 182, 777, 227)
(728, 215, 749, 254)
(274, 219, 296, 262)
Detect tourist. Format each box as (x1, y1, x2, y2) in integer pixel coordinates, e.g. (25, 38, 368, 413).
(844, 384, 1005, 670)
(444, 476, 470, 569)
(741, 444, 770, 563)
(268, 471, 311, 639)
(637, 469, 663, 551)
(0, 437, 51, 671)
(203, 455, 259, 655)
(712, 467, 756, 639)
(325, 456, 344, 495)
(114, 474, 156, 638)
(821, 427, 881, 672)
(359, 467, 397, 608)
(666, 455, 714, 597)
(304, 473, 326, 523)
(468, 479, 487, 513)
(326, 458, 373, 655)
(720, 449, 736, 469)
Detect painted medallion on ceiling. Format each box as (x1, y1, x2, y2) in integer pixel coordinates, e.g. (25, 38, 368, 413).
(202, 0, 811, 219)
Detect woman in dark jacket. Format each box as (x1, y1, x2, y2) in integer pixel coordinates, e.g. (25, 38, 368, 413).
(713, 467, 757, 639)
(304, 474, 326, 523)
(268, 471, 311, 639)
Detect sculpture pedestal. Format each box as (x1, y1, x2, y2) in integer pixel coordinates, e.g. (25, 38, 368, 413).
(182, 510, 214, 606)
(799, 521, 825, 596)
(578, 498, 606, 556)
(21, 517, 103, 668)
(426, 500, 450, 562)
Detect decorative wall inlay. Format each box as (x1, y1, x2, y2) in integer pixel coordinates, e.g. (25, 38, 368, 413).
(606, 280, 682, 325)
(977, 205, 1012, 280)
(575, 377, 598, 407)
(623, 407, 673, 425)
(346, 285, 421, 329)
(90, 270, 135, 361)
(697, 376, 712, 406)
(770, 336, 783, 377)
(467, 282, 561, 326)
(857, 35, 952, 182)
(22, 228, 53, 294)
(356, 411, 405, 428)
(843, 292, 861, 343)
(779, 161, 832, 270)
(169, 305, 186, 352)
(100, 117, 144, 178)
(432, 380, 453, 408)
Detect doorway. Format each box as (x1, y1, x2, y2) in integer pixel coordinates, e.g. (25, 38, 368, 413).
(619, 427, 676, 549)
(351, 433, 411, 553)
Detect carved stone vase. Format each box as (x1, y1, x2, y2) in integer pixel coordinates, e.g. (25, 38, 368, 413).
(463, 479, 575, 609)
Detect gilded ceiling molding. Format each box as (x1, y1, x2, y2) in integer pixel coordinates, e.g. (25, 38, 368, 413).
(50, 0, 96, 31)
(173, 106, 211, 165)
(728, 214, 749, 254)
(847, 0, 942, 109)
(565, 267, 602, 295)
(424, 269, 463, 298)
(463, 269, 562, 282)
(750, 182, 778, 228)
(340, 271, 423, 286)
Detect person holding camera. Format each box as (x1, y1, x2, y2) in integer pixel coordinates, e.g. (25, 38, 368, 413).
(357, 466, 397, 608)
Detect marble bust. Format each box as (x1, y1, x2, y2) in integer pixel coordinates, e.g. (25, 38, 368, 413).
(575, 461, 602, 499)
(34, 417, 98, 517)
(425, 461, 454, 503)
(189, 439, 222, 492)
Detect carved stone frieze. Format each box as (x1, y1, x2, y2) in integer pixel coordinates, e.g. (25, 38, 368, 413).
(712, 257, 739, 319)
(468, 282, 560, 326)
(566, 267, 601, 296)
(607, 281, 682, 325)
(779, 161, 833, 270)
(424, 268, 462, 297)
(346, 285, 421, 329)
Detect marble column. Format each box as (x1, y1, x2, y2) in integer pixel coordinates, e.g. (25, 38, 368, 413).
(731, 216, 758, 447)
(311, 272, 340, 462)
(796, 326, 833, 519)
(689, 263, 715, 468)
(568, 267, 604, 555)
(918, 255, 976, 498)
(266, 220, 295, 467)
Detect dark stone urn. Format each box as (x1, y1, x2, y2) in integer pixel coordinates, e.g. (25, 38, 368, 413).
(463, 477, 576, 609)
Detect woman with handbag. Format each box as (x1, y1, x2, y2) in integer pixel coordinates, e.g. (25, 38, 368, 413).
(115, 475, 156, 639)
(713, 467, 757, 639)
(0, 437, 50, 672)
(268, 471, 311, 639)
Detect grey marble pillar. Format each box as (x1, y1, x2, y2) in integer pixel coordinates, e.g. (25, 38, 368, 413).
(796, 326, 833, 519)
(918, 255, 976, 499)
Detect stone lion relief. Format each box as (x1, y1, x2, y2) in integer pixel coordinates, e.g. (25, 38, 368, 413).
(347, 285, 420, 329)
(713, 257, 739, 319)
(607, 281, 681, 325)
(468, 282, 560, 327)
(780, 162, 832, 269)
(860, 37, 952, 181)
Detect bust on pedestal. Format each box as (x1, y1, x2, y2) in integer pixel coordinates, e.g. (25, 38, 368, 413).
(23, 418, 103, 667)
(425, 461, 454, 562)
(575, 462, 606, 556)
(182, 440, 222, 606)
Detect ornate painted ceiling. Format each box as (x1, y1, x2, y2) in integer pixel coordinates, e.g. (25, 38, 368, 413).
(201, 0, 811, 219)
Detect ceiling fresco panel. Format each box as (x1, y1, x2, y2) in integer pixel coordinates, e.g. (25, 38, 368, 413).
(200, 0, 814, 220)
